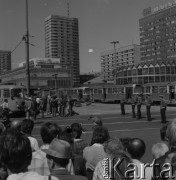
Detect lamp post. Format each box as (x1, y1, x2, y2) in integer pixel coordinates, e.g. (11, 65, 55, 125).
(52, 74, 58, 93)
(25, 0, 30, 95)
(110, 41, 119, 85)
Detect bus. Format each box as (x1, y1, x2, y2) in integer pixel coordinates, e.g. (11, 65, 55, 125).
(0, 85, 25, 114)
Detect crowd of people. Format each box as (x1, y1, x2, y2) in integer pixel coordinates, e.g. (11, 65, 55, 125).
(24, 94, 79, 120)
(0, 114, 175, 180)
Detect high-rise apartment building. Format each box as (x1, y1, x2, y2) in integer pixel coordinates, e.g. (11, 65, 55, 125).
(44, 15, 80, 86)
(139, 3, 176, 62)
(100, 44, 140, 82)
(0, 50, 11, 74)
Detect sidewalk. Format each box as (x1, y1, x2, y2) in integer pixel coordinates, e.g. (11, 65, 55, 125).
(74, 103, 176, 116)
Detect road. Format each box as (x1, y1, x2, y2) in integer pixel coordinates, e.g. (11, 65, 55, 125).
(12, 103, 176, 164)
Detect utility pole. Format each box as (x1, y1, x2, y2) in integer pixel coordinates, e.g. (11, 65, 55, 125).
(110, 41, 119, 85)
(25, 0, 30, 95)
(52, 74, 58, 93)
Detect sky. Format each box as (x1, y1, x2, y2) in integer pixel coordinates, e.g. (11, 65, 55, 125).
(0, 0, 174, 74)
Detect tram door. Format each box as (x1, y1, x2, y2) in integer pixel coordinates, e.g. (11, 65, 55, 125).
(126, 87, 133, 99)
(103, 88, 106, 102)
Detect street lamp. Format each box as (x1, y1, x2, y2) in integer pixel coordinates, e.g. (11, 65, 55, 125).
(110, 41, 119, 85)
(52, 74, 58, 93)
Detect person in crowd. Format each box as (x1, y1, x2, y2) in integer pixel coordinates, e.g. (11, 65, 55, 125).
(60, 95, 66, 117)
(71, 123, 88, 156)
(43, 138, 88, 180)
(83, 126, 110, 180)
(145, 94, 152, 121)
(36, 96, 41, 109)
(88, 115, 103, 131)
(39, 98, 45, 119)
(28, 122, 62, 176)
(120, 137, 132, 151)
(0, 131, 58, 180)
(21, 119, 39, 152)
(127, 138, 152, 180)
(151, 142, 169, 159)
(68, 96, 74, 116)
(31, 96, 38, 120)
(152, 121, 176, 179)
(51, 96, 57, 117)
(25, 96, 32, 119)
(136, 94, 142, 120)
(93, 138, 132, 180)
(131, 94, 136, 118)
(6, 119, 21, 133)
(46, 95, 51, 115)
(0, 122, 5, 135)
(159, 95, 167, 124)
(120, 94, 126, 115)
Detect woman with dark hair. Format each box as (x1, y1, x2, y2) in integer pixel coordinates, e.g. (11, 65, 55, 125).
(83, 126, 110, 180)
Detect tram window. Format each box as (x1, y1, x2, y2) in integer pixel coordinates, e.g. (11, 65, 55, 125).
(145, 87, 150, 94)
(73, 90, 77, 94)
(11, 88, 23, 98)
(98, 88, 102, 94)
(108, 88, 113, 94)
(117, 88, 124, 94)
(113, 88, 117, 94)
(94, 89, 97, 94)
(3, 89, 10, 98)
(152, 86, 158, 93)
(159, 86, 167, 93)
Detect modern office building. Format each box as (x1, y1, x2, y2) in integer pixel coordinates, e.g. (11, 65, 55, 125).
(0, 50, 11, 74)
(100, 44, 140, 82)
(44, 15, 80, 87)
(139, 2, 176, 62)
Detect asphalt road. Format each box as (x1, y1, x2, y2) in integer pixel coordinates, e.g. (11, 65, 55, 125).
(11, 103, 176, 164)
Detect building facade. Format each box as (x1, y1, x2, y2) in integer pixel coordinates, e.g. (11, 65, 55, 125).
(44, 15, 80, 86)
(100, 44, 140, 82)
(139, 3, 176, 62)
(0, 67, 71, 90)
(0, 50, 11, 74)
(115, 60, 176, 85)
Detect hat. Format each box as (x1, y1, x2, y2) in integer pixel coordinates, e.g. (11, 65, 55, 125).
(42, 138, 71, 159)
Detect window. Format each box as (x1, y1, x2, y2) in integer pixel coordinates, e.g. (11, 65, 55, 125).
(160, 67, 166, 74)
(138, 69, 142, 75)
(159, 86, 167, 93)
(149, 67, 154, 75)
(166, 66, 171, 74)
(98, 88, 102, 94)
(108, 88, 112, 94)
(145, 87, 150, 94)
(3, 89, 10, 98)
(155, 67, 160, 74)
(113, 88, 117, 94)
(132, 69, 137, 76)
(161, 76, 165, 82)
(166, 75, 170, 82)
(94, 89, 97, 94)
(149, 76, 154, 83)
(152, 86, 158, 93)
(127, 70, 132, 76)
(143, 68, 148, 75)
(143, 76, 148, 84)
(155, 76, 160, 82)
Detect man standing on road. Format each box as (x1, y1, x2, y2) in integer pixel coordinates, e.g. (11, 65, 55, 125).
(136, 94, 142, 119)
(160, 95, 167, 124)
(145, 94, 152, 122)
(131, 94, 136, 118)
(120, 94, 126, 115)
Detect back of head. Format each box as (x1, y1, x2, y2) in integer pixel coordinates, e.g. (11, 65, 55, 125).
(152, 143, 169, 159)
(70, 123, 83, 139)
(104, 138, 124, 157)
(127, 138, 146, 160)
(60, 127, 74, 146)
(166, 121, 176, 149)
(8, 120, 21, 133)
(21, 119, 34, 135)
(91, 126, 110, 145)
(88, 115, 103, 126)
(0, 131, 32, 173)
(40, 122, 62, 144)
